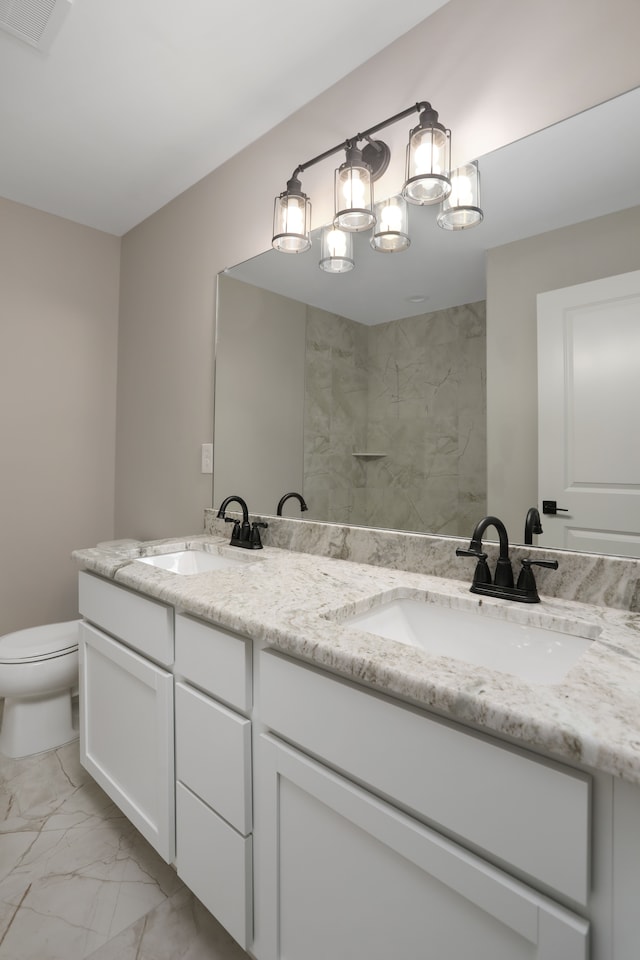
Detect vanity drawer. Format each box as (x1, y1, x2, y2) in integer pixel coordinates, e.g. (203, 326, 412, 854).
(176, 782, 252, 950)
(175, 681, 252, 835)
(78, 571, 174, 667)
(175, 613, 252, 712)
(259, 650, 591, 906)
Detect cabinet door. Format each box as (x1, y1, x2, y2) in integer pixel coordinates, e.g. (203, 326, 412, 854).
(79, 622, 175, 862)
(260, 649, 590, 904)
(255, 734, 589, 960)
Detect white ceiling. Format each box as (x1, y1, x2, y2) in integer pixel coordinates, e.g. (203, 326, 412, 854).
(0, 0, 449, 236)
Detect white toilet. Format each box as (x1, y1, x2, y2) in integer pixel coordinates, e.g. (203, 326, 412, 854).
(0, 620, 81, 759)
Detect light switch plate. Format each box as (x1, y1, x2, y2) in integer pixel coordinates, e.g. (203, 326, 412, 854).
(201, 443, 213, 474)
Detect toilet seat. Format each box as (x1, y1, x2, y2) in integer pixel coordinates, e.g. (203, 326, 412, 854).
(0, 620, 80, 664)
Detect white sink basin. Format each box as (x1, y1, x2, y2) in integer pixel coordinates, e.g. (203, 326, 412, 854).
(137, 549, 260, 575)
(343, 597, 596, 684)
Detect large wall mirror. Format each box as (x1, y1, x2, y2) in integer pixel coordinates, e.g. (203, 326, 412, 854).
(214, 86, 640, 557)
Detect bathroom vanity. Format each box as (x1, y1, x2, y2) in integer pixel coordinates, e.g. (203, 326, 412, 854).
(73, 528, 640, 960)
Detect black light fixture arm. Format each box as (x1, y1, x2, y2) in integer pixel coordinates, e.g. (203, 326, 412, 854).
(288, 101, 433, 182)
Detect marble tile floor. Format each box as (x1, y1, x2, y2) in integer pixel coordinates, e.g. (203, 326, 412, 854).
(0, 736, 249, 960)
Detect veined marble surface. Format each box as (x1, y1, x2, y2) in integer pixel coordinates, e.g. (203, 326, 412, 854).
(0, 741, 248, 960)
(203, 511, 640, 612)
(303, 300, 486, 535)
(72, 528, 640, 786)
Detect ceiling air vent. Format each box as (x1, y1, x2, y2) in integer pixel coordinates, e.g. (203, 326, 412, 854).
(0, 0, 72, 51)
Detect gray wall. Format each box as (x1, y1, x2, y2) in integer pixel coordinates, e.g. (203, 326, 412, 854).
(214, 276, 305, 515)
(0, 198, 120, 633)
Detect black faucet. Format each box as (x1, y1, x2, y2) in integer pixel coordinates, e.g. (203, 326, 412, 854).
(456, 514, 558, 602)
(524, 507, 543, 545)
(277, 492, 308, 516)
(457, 515, 514, 588)
(216, 496, 267, 550)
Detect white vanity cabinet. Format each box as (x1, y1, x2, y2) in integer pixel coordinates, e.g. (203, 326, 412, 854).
(255, 650, 591, 960)
(174, 612, 253, 950)
(75, 561, 640, 959)
(77, 572, 175, 862)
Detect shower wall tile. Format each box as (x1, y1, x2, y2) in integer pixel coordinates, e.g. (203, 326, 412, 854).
(303, 300, 487, 536)
(304, 306, 367, 525)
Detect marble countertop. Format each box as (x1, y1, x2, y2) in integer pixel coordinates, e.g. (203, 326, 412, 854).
(73, 535, 640, 785)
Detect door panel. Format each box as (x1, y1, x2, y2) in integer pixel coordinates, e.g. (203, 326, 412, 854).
(537, 270, 640, 555)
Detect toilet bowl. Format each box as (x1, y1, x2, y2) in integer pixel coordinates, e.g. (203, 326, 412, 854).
(0, 620, 81, 759)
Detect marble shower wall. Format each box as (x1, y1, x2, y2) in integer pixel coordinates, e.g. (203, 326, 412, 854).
(303, 305, 369, 525)
(304, 301, 486, 536)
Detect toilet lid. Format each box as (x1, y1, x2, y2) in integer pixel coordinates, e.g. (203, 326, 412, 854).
(0, 620, 80, 663)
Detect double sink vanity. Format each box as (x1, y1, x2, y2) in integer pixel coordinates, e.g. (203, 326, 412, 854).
(72, 514, 640, 960)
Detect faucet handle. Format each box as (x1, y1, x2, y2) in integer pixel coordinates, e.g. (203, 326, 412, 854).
(519, 558, 559, 573)
(455, 547, 492, 585)
(250, 521, 268, 549)
(516, 558, 559, 597)
(225, 517, 242, 539)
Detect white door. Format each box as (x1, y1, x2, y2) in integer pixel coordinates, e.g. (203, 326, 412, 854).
(255, 733, 589, 960)
(537, 270, 640, 555)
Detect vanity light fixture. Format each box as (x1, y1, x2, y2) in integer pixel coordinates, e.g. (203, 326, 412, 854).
(334, 143, 375, 232)
(437, 161, 483, 230)
(403, 103, 452, 205)
(271, 100, 482, 257)
(272, 176, 312, 253)
(319, 225, 355, 273)
(370, 194, 410, 252)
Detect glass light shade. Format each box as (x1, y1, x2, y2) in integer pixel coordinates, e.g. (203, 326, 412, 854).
(334, 158, 375, 232)
(370, 195, 410, 253)
(403, 122, 451, 205)
(319, 226, 354, 273)
(436, 161, 483, 230)
(272, 179, 311, 253)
